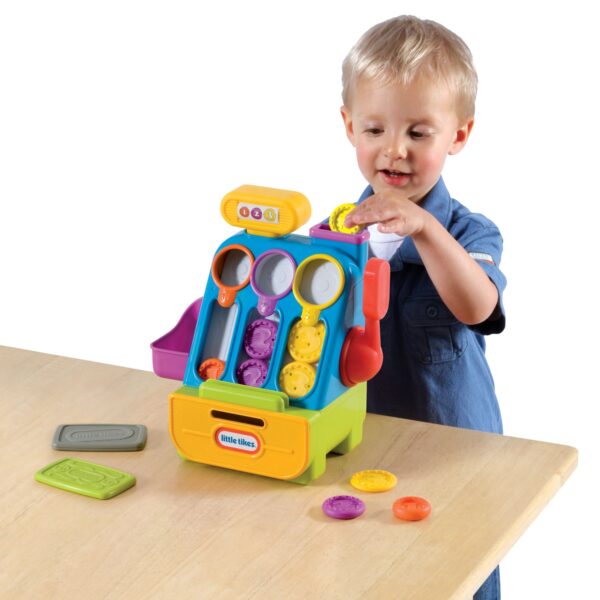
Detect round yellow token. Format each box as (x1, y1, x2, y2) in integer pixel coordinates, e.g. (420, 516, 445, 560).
(350, 469, 398, 493)
(279, 361, 316, 398)
(287, 320, 326, 364)
(329, 203, 364, 234)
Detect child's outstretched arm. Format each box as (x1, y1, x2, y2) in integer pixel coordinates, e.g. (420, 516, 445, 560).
(345, 190, 498, 325)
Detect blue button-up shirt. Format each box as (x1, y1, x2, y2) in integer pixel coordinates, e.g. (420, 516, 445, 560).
(358, 177, 506, 433)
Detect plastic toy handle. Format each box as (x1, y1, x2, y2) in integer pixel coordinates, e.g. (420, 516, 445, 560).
(339, 258, 390, 387)
(301, 306, 320, 327)
(218, 287, 236, 308)
(363, 258, 390, 321)
(257, 295, 276, 317)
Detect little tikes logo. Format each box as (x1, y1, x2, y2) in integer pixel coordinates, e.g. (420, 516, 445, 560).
(215, 428, 260, 454)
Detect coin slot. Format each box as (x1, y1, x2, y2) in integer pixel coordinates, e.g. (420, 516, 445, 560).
(211, 410, 265, 427)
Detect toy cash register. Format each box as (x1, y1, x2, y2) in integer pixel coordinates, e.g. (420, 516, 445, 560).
(152, 185, 390, 484)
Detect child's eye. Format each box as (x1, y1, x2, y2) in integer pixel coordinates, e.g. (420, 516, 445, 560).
(365, 128, 383, 135)
(410, 130, 429, 139)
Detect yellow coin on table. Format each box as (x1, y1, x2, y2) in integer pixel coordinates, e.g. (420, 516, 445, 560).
(329, 203, 364, 234)
(279, 361, 316, 399)
(287, 320, 326, 364)
(350, 469, 398, 492)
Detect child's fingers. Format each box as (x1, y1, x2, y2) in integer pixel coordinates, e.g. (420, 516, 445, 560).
(345, 207, 392, 227)
(344, 212, 376, 227)
(343, 192, 412, 227)
(378, 217, 411, 236)
(344, 201, 379, 226)
(378, 219, 402, 233)
(343, 208, 358, 226)
(344, 209, 366, 227)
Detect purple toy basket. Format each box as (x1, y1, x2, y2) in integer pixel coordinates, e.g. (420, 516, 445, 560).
(151, 298, 202, 380)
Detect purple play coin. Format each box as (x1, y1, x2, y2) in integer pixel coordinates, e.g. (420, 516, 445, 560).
(322, 495, 366, 520)
(244, 319, 278, 359)
(236, 358, 268, 387)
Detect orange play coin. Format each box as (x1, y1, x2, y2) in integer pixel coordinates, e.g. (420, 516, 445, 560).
(198, 358, 225, 380)
(392, 496, 431, 521)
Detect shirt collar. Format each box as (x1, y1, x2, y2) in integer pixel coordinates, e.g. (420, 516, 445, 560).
(357, 177, 452, 267)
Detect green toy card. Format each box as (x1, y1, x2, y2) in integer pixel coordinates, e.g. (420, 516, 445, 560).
(35, 458, 136, 499)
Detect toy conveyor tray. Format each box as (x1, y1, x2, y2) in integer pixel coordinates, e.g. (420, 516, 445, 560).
(151, 298, 202, 380)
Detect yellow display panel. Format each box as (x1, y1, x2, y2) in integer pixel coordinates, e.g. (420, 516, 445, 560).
(220, 185, 311, 237)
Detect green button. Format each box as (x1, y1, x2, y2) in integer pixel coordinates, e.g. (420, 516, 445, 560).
(198, 379, 289, 411)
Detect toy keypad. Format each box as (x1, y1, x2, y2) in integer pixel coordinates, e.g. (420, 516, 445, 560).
(35, 458, 136, 500)
(287, 320, 325, 363)
(279, 361, 316, 398)
(221, 185, 311, 238)
(329, 203, 364, 235)
(52, 424, 147, 451)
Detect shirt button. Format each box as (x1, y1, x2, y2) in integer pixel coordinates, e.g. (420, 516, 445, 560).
(426, 305, 439, 318)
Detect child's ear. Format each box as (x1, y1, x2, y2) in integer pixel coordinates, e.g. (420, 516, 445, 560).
(448, 118, 475, 155)
(341, 106, 357, 146)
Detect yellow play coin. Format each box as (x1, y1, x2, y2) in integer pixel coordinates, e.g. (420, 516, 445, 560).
(287, 320, 326, 364)
(329, 203, 364, 234)
(350, 469, 398, 492)
(279, 361, 316, 398)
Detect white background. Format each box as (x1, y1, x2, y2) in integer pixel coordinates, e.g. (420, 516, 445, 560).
(1, 1, 597, 597)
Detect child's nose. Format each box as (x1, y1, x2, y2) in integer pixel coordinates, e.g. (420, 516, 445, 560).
(384, 138, 407, 160)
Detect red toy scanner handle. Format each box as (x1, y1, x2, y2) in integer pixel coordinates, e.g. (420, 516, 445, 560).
(362, 258, 390, 342)
(339, 258, 390, 387)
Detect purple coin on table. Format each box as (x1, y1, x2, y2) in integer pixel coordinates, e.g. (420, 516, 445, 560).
(244, 319, 278, 359)
(322, 495, 366, 520)
(236, 358, 268, 387)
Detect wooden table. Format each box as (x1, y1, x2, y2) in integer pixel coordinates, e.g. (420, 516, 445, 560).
(0, 346, 577, 599)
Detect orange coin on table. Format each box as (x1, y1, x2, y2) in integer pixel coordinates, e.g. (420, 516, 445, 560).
(393, 496, 432, 521)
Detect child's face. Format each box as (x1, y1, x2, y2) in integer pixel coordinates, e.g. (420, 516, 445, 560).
(341, 76, 473, 202)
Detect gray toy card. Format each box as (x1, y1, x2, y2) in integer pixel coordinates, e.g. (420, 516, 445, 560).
(52, 424, 147, 451)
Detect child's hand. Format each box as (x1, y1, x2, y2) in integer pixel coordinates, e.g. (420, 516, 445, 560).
(343, 190, 430, 237)
(344, 190, 499, 326)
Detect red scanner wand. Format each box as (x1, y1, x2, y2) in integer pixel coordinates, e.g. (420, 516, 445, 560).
(339, 258, 390, 387)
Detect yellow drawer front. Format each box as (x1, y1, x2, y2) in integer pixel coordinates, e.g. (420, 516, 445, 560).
(169, 391, 310, 480)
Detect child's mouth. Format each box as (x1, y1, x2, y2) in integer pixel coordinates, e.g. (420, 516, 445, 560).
(380, 169, 410, 186)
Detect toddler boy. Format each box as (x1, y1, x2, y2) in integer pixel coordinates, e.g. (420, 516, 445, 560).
(340, 16, 506, 600)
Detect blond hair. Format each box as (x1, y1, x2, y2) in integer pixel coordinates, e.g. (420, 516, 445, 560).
(342, 16, 477, 121)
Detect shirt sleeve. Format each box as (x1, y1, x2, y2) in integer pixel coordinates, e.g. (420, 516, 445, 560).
(452, 214, 507, 335)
